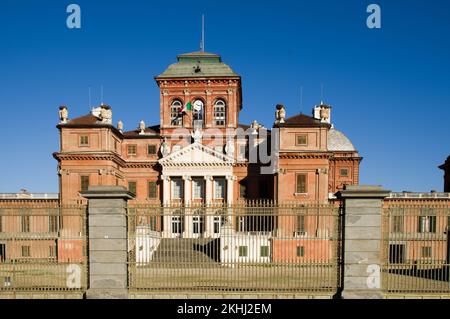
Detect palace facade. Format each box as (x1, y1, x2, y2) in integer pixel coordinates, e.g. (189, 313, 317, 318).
(53, 51, 362, 207)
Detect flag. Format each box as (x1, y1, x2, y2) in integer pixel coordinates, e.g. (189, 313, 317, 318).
(179, 101, 192, 114)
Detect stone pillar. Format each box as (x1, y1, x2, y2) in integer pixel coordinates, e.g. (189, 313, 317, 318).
(336, 185, 390, 299)
(226, 175, 235, 206)
(205, 175, 213, 203)
(81, 186, 134, 299)
(162, 175, 170, 205)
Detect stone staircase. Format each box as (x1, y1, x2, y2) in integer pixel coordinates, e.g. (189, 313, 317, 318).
(150, 238, 221, 267)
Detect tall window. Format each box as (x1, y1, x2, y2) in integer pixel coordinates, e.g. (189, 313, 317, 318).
(296, 174, 307, 193)
(239, 182, 247, 198)
(418, 215, 436, 233)
(171, 210, 183, 234)
(79, 135, 89, 146)
(391, 215, 404, 233)
(148, 181, 157, 199)
(49, 245, 56, 258)
(421, 246, 432, 258)
(21, 215, 30, 233)
(213, 99, 226, 126)
(192, 178, 205, 199)
(48, 215, 59, 233)
(170, 100, 183, 126)
(193, 211, 205, 234)
(296, 246, 305, 257)
(80, 175, 90, 192)
(128, 181, 137, 196)
(21, 246, 31, 257)
(296, 215, 305, 233)
(214, 178, 226, 199)
(172, 178, 183, 199)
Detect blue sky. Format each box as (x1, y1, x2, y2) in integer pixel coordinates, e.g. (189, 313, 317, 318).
(0, 0, 449, 193)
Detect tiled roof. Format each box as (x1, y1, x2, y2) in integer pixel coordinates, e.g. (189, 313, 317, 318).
(123, 125, 160, 137)
(65, 114, 101, 125)
(327, 128, 356, 151)
(157, 51, 239, 78)
(276, 113, 331, 128)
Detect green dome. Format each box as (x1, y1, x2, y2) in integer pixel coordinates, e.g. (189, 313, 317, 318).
(157, 51, 239, 78)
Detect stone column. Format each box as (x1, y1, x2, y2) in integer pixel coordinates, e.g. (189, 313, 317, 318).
(226, 175, 235, 205)
(336, 185, 390, 299)
(161, 175, 172, 237)
(162, 175, 170, 205)
(81, 186, 134, 299)
(205, 175, 213, 203)
(183, 176, 192, 238)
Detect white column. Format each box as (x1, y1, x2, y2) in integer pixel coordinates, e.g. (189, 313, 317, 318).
(183, 176, 192, 238)
(205, 175, 213, 204)
(226, 175, 235, 206)
(161, 175, 171, 237)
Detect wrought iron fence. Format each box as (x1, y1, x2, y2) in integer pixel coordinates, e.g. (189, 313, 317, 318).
(127, 201, 340, 293)
(382, 205, 450, 294)
(0, 205, 88, 292)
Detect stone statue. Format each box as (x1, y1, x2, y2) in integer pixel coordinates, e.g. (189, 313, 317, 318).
(225, 139, 235, 157)
(100, 104, 112, 124)
(320, 106, 330, 121)
(117, 120, 123, 132)
(274, 104, 285, 124)
(191, 129, 203, 143)
(59, 106, 68, 123)
(160, 137, 171, 157)
(139, 120, 146, 135)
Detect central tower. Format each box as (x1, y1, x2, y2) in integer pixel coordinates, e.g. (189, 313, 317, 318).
(155, 51, 242, 138)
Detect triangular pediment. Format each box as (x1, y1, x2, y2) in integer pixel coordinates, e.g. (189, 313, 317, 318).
(158, 142, 235, 166)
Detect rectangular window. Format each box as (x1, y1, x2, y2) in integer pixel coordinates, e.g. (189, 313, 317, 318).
(171, 216, 183, 234)
(421, 246, 432, 258)
(49, 245, 56, 257)
(239, 144, 248, 160)
(21, 215, 30, 233)
(148, 181, 157, 199)
(392, 215, 403, 233)
(296, 215, 305, 233)
(260, 246, 270, 257)
(214, 178, 226, 199)
(418, 215, 436, 233)
(296, 246, 305, 257)
(21, 246, 30, 257)
(128, 144, 137, 156)
(193, 215, 204, 234)
(48, 215, 58, 233)
(128, 181, 137, 196)
(80, 175, 90, 192)
(296, 134, 307, 146)
(213, 216, 221, 234)
(238, 246, 248, 257)
(148, 144, 157, 155)
(192, 178, 205, 199)
(296, 174, 307, 193)
(239, 183, 246, 198)
(340, 168, 349, 177)
(172, 178, 183, 199)
(79, 135, 89, 146)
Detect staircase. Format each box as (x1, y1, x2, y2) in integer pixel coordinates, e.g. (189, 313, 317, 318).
(150, 238, 220, 267)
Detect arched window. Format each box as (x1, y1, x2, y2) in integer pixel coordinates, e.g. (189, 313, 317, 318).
(170, 100, 183, 126)
(213, 99, 226, 126)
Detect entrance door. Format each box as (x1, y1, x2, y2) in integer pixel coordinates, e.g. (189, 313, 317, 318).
(0, 244, 5, 262)
(389, 244, 405, 264)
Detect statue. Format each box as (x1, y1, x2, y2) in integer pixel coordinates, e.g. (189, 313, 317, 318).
(320, 106, 330, 122)
(160, 137, 171, 157)
(59, 106, 68, 123)
(225, 139, 235, 157)
(191, 128, 203, 143)
(139, 120, 146, 135)
(117, 120, 123, 132)
(100, 104, 112, 124)
(274, 104, 285, 124)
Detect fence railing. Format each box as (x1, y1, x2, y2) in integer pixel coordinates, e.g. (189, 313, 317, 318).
(0, 205, 88, 292)
(126, 202, 340, 293)
(382, 205, 450, 294)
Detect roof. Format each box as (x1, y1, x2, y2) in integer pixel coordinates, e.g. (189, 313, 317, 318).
(327, 128, 356, 152)
(275, 113, 331, 128)
(64, 114, 101, 125)
(123, 125, 161, 138)
(156, 51, 239, 78)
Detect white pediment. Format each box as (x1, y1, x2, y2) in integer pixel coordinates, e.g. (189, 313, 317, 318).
(158, 142, 235, 167)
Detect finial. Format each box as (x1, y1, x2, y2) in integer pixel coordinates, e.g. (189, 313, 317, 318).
(139, 120, 146, 135)
(117, 120, 123, 132)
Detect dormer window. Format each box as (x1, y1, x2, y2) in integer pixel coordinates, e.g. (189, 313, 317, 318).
(213, 99, 226, 126)
(170, 100, 183, 126)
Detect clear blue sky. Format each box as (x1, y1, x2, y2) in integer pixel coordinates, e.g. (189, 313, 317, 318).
(0, 0, 449, 193)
